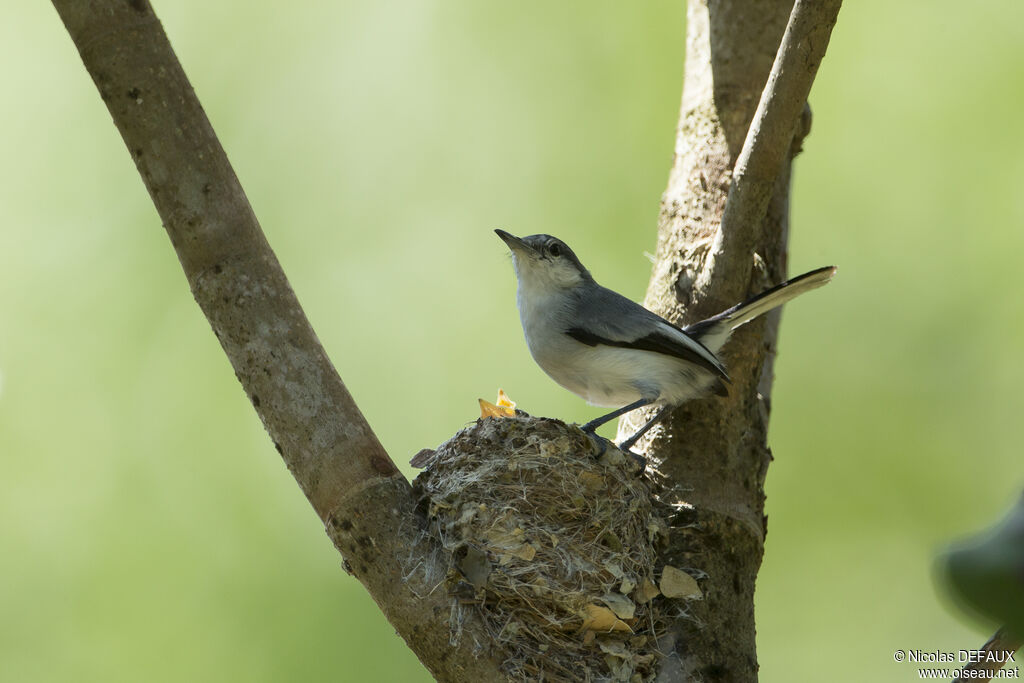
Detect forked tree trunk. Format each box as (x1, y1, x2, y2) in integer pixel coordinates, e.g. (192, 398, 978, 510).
(52, 0, 840, 680)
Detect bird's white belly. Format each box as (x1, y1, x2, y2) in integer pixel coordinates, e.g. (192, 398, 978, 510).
(542, 345, 650, 407)
(530, 337, 703, 408)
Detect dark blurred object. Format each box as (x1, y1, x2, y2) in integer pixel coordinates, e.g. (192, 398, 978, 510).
(937, 492, 1024, 641)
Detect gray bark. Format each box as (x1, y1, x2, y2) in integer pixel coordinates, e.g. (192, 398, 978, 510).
(622, 1, 842, 680)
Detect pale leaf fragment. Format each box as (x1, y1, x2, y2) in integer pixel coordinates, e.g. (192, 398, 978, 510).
(513, 543, 536, 561)
(603, 561, 624, 579)
(598, 639, 630, 658)
(483, 526, 535, 563)
(660, 565, 702, 599)
(634, 577, 660, 604)
(600, 592, 636, 620)
(482, 526, 519, 549)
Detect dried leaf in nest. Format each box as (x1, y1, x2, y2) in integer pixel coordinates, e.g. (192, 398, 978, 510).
(482, 523, 537, 564)
(634, 578, 660, 604)
(513, 543, 537, 561)
(599, 592, 637, 620)
(598, 639, 629, 657)
(660, 565, 702, 599)
(580, 604, 633, 633)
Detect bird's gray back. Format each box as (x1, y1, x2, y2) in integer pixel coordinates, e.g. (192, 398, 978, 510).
(568, 281, 668, 342)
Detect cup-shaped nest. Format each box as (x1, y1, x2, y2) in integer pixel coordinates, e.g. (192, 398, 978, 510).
(413, 416, 672, 682)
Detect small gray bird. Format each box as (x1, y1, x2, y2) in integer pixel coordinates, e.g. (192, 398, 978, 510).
(496, 229, 835, 451)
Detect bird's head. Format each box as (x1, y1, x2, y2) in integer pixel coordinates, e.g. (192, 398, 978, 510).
(495, 230, 591, 292)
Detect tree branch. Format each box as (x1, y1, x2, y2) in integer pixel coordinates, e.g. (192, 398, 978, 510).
(625, 0, 842, 679)
(50, 1, 504, 679)
(697, 0, 843, 307)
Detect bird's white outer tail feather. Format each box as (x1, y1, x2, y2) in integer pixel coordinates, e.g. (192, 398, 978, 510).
(688, 266, 836, 353)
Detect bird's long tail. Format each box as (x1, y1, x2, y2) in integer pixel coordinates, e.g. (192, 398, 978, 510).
(686, 265, 836, 353)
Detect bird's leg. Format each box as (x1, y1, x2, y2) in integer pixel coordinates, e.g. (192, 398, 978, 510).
(617, 405, 672, 452)
(579, 398, 653, 433)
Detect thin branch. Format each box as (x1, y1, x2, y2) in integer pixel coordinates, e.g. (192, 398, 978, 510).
(952, 628, 1023, 683)
(50, 1, 504, 679)
(696, 0, 843, 306)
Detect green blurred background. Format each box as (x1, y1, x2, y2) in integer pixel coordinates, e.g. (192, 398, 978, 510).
(3, 1, 1022, 681)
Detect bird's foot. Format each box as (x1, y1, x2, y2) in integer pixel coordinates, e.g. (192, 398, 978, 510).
(584, 431, 609, 457)
(617, 446, 647, 472)
(583, 432, 645, 473)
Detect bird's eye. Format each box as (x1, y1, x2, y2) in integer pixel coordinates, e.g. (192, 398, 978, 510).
(548, 242, 562, 257)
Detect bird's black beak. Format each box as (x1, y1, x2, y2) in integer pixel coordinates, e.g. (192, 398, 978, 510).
(495, 229, 532, 254)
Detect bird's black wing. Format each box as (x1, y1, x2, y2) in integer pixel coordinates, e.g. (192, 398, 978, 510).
(564, 284, 728, 382)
